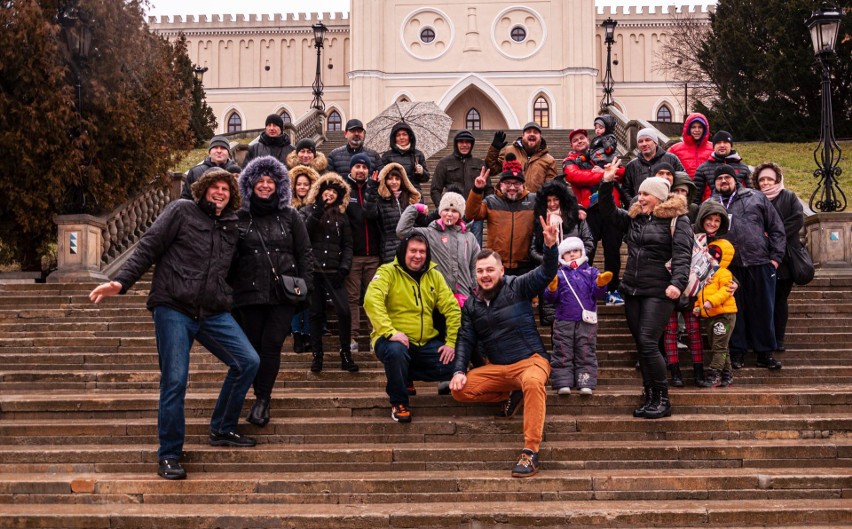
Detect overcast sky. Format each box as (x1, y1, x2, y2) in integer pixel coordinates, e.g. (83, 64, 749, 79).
(145, 0, 716, 19)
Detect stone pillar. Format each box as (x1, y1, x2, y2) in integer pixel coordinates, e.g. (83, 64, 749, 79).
(804, 212, 852, 272)
(47, 214, 109, 283)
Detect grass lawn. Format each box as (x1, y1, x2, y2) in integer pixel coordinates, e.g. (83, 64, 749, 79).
(737, 141, 852, 205)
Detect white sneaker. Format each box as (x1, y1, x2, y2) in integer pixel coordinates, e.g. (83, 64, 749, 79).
(349, 340, 358, 354)
(579, 387, 593, 395)
(557, 387, 571, 395)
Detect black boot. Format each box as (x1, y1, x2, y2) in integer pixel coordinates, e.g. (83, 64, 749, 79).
(293, 333, 305, 354)
(698, 369, 721, 388)
(643, 385, 672, 419)
(720, 368, 733, 386)
(756, 352, 782, 370)
(340, 348, 359, 372)
(310, 351, 323, 372)
(692, 363, 705, 387)
(632, 385, 653, 418)
(246, 397, 270, 427)
(731, 351, 745, 370)
(668, 364, 684, 387)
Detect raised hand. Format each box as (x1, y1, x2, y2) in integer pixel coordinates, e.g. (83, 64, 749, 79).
(602, 158, 622, 182)
(491, 130, 507, 150)
(474, 167, 490, 189)
(540, 215, 558, 248)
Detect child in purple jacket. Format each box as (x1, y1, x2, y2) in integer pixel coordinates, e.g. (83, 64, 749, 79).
(544, 237, 612, 395)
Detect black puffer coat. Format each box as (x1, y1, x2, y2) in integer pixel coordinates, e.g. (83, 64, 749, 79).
(231, 156, 313, 308)
(379, 122, 430, 192)
(599, 180, 693, 298)
(327, 144, 381, 179)
(181, 157, 242, 200)
(345, 175, 382, 258)
(693, 151, 750, 203)
(430, 130, 491, 207)
(300, 173, 354, 274)
(244, 132, 295, 166)
(363, 162, 423, 263)
(621, 147, 685, 205)
(529, 181, 594, 263)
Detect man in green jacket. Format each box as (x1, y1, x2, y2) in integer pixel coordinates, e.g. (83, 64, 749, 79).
(364, 233, 461, 423)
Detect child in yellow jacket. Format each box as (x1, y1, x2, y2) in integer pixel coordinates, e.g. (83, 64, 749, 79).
(694, 239, 737, 387)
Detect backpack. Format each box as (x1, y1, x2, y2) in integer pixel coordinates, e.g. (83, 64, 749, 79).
(665, 218, 718, 299)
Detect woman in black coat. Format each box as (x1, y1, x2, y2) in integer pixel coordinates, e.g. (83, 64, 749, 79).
(599, 160, 693, 419)
(379, 122, 430, 193)
(364, 162, 423, 263)
(753, 162, 804, 353)
(232, 156, 313, 427)
(300, 172, 357, 373)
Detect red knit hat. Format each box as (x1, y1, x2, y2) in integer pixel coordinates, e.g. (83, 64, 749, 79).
(568, 129, 588, 142)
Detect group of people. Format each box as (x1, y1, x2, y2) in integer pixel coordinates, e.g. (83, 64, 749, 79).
(89, 110, 803, 481)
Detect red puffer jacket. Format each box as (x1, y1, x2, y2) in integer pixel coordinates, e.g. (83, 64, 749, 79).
(667, 113, 713, 178)
(561, 150, 624, 209)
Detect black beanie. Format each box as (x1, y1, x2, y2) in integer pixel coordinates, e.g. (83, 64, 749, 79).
(712, 130, 733, 145)
(295, 138, 317, 154)
(714, 165, 737, 179)
(265, 113, 285, 130)
(652, 162, 676, 176)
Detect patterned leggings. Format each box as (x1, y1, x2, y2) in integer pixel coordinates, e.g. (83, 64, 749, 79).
(664, 309, 703, 365)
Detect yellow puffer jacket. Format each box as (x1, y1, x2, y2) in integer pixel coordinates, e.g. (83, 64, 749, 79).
(695, 238, 738, 317)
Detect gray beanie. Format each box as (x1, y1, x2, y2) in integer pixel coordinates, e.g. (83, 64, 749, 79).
(208, 135, 231, 153)
(638, 176, 671, 202)
(636, 128, 658, 144)
(438, 192, 465, 215)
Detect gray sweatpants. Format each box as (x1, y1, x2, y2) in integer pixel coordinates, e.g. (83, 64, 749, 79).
(550, 319, 599, 390)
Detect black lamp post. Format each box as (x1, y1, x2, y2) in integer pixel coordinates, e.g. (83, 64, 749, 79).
(193, 66, 208, 85)
(311, 22, 327, 111)
(806, 3, 845, 213)
(600, 17, 617, 110)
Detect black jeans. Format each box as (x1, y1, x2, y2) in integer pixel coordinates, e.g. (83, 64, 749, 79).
(235, 303, 296, 399)
(586, 207, 623, 292)
(310, 272, 351, 354)
(729, 264, 777, 355)
(624, 294, 674, 387)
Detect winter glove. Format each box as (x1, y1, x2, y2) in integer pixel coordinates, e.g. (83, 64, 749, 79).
(547, 275, 559, 292)
(491, 130, 507, 150)
(596, 271, 613, 287)
(414, 203, 428, 214)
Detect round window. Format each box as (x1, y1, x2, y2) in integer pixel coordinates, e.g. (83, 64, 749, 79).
(511, 26, 526, 42)
(420, 28, 436, 43)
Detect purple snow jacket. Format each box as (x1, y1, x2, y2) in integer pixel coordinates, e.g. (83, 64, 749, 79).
(543, 261, 606, 322)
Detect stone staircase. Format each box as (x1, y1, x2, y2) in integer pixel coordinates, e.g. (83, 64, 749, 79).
(1, 275, 851, 528)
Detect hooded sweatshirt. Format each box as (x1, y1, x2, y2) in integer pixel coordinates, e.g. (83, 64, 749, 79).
(379, 122, 430, 192)
(668, 113, 713, 178)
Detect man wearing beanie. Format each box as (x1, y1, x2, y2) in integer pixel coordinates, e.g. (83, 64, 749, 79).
(485, 122, 557, 193)
(343, 151, 382, 355)
(327, 118, 382, 179)
(466, 155, 536, 275)
(432, 130, 492, 245)
(286, 137, 328, 174)
(693, 130, 751, 203)
(710, 164, 785, 371)
(621, 127, 684, 205)
(181, 136, 242, 200)
(244, 113, 295, 167)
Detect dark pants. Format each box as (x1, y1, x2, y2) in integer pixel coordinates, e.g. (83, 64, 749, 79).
(235, 304, 296, 400)
(705, 313, 736, 372)
(310, 273, 351, 354)
(586, 207, 622, 292)
(729, 264, 777, 355)
(624, 295, 674, 388)
(374, 337, 455, 406)
(774, 277, 794, 347)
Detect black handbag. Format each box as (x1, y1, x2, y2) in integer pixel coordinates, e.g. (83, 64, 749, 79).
(253, 217, 309, 304)
(787, 243, 815, 286)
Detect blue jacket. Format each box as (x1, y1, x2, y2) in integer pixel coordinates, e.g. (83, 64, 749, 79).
(453, 243, 558, 373)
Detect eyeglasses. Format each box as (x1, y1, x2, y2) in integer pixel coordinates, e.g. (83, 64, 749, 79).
(502, 181, 524, 188)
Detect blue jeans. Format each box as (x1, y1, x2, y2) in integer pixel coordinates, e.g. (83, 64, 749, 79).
(153, 306, 259, 460)
(291, 309, 310, 335)
(374, 337, 455, 406)
(467, 218, 484, 248)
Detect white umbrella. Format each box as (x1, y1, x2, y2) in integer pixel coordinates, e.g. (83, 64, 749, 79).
(364, 101, 452, 159)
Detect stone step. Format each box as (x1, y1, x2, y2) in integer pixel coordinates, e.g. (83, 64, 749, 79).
(1, 499, 850, 528)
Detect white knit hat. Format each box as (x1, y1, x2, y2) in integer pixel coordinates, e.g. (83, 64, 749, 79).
(638, 176, 671, 202)
(558, 237, 586, 266)
(438, 192, 465, 214)
(636, 128, 658, 144)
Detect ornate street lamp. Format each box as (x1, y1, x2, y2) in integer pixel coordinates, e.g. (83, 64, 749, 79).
(600, 17, 617, 110)
(311, 21, 327, 111)
(806, 3, 845, 212)
(193, 66, 208, 85)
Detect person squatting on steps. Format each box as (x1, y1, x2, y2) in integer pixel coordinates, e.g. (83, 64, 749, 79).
(230, 156, 313, 428)
(89, 168, 261, 481)
(598, 160, 693, 420)
(450, 216, 560, 478)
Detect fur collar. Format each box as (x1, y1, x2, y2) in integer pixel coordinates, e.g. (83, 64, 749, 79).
(627, 195, 687, 219)
(286, 149, 328, 173)
(304, 172, 351, 214)
(289, 165, 320, 209)
(377, 162, 421, 203)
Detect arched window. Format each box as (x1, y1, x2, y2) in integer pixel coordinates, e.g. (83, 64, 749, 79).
(327, 110, 342, 132)
(279, 110, 291, 125)
(533, 96, 549, 128)
(226, 112, 241, 133)
(397, 96, 410, 103)
(465, 108, 481, 130)
(656, 104, 673, 123)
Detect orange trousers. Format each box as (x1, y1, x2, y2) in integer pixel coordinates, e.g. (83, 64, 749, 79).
(452, 354, 551, 452)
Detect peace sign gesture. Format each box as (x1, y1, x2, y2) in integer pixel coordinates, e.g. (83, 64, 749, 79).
(474, 166, 490, 189)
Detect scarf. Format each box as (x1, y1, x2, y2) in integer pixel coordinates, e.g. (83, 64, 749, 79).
(760, 181, 784, 201)
(394, 143, 411, 153)
(249, 193, 278, 216)
(261, 132, 289, 148)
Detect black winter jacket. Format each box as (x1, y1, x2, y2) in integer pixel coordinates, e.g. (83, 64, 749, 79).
(345, 176, 382, 258)
(453, 243, 559, 373)
(327, 144, 382, 180)
(363, 163, 424, 263)
(599, 180, 693, 298)
(529, 181, 594, 263)
(231, 208, 313, 307)
(621, 147, 685, 205)
(711, 186, 786, 268)
(114, 200, 239, 319)
(431, 149, 491, 207)
(379, 123, 430, 193)
(182, 157, 242, 200)
(244, 132, 295, 167)
(693, 151, 750, 203)
(768, 189, 804, 281)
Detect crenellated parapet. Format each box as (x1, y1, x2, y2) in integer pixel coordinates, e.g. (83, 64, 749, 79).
(596, 3, 713, 28)
(148, 12, 350, 37)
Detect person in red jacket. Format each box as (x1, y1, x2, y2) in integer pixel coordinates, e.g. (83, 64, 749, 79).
(562, 128, 625, 305)
(668, 113, 713, 178)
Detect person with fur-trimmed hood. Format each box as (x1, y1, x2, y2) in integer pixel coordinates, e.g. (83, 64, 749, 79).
(379, 122, 430, 193)
(668, 113, 713, 178)
(364, 162, 423, 263)
(231, 156, 313, 427)
(90, 168, 260, 481)
(300, 172, 357, 373)
(288, 164, 320, 354)
(286, 138, 328, 175)
(530, 181, 594, 325)
(599, 160, 693, 420)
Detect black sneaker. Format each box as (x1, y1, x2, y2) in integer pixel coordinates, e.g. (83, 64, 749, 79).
(511, 449, 539, 478)
(437, 381, 451, 395)
(157, 458, 186, 480)
(496, 390, 524, 419)
(756, 353, 782, 370)
(209, 430, 257, 447)
(391, 404, 412, 423)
